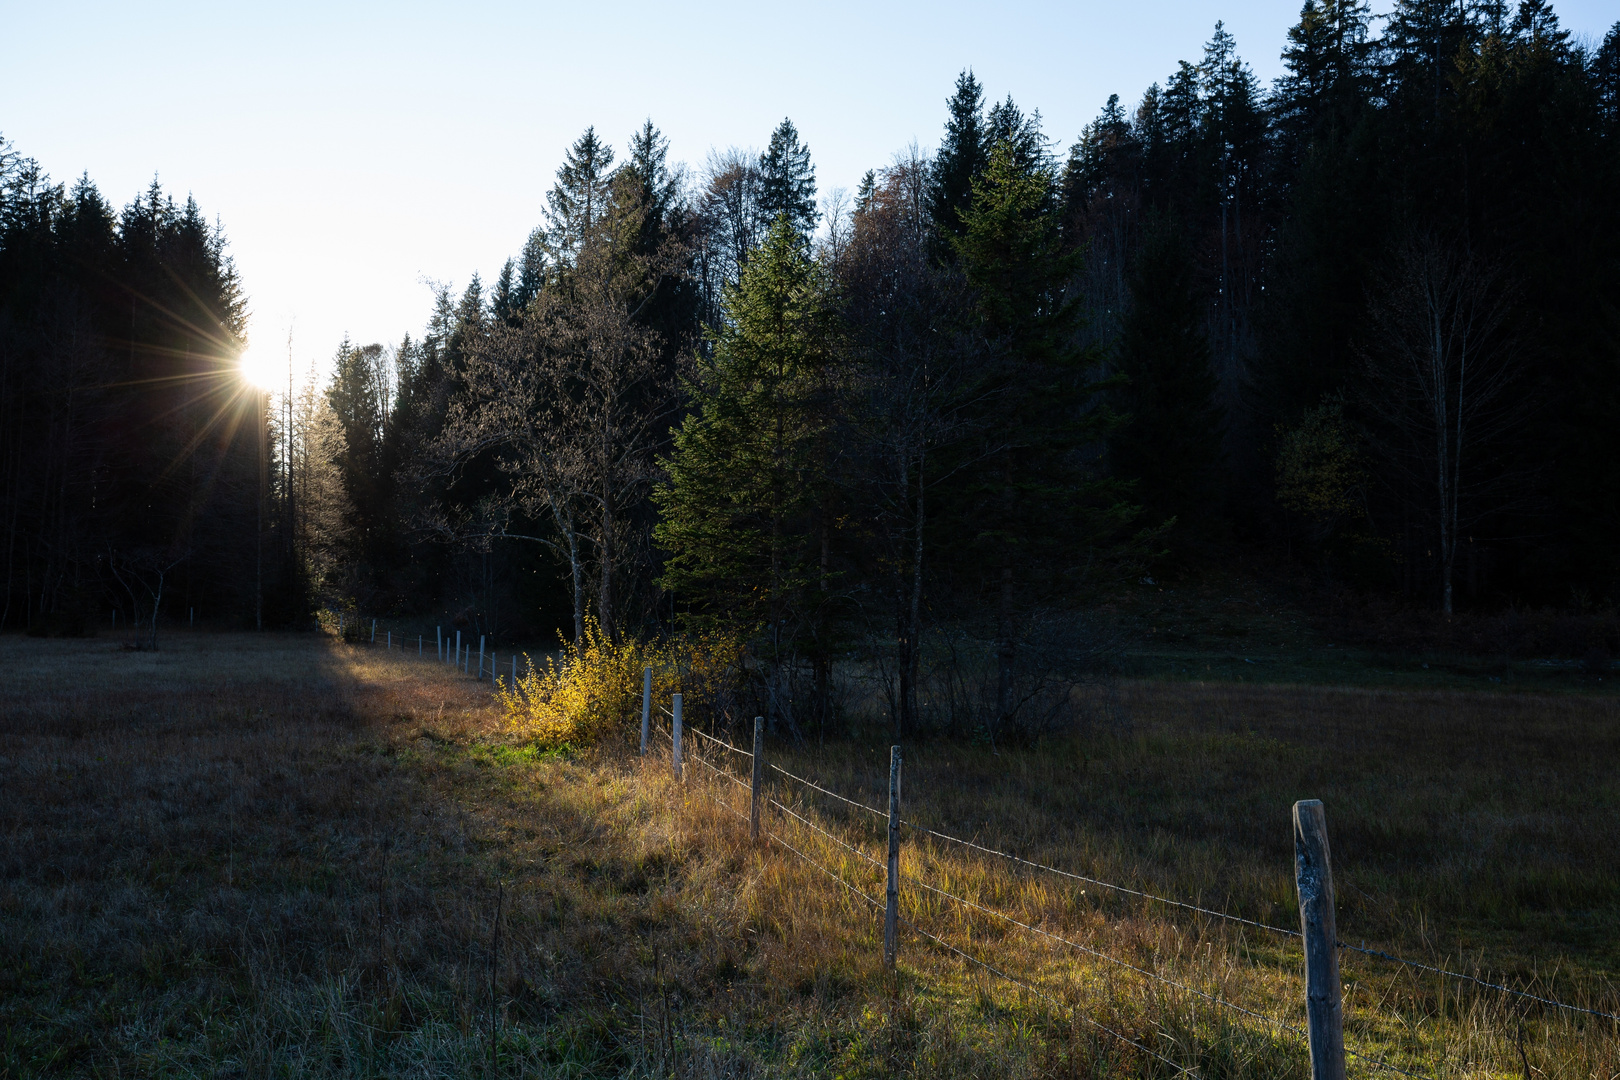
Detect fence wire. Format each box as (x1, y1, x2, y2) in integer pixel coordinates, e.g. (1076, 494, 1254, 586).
(905, 819, 1300, 940)
(768, 763, 889, 821)
(647, 717, 1614, 1043)
(688, 726, 753, 758)
(1336, 942, 1620, 1024)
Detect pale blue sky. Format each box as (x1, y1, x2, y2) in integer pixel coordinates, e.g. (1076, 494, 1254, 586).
(4, 0, 1615, 385)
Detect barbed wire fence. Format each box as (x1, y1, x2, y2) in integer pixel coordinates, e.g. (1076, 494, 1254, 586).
(632, 670, 1618, 1080)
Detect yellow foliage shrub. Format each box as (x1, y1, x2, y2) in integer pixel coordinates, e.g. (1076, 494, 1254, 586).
(498, 619, 748, 748)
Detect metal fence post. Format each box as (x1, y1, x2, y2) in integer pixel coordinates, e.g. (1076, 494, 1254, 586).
(671, 693, 683, 780)
(1294, 799, 1346, 1080)
(640, 666, 653, 755)
(478, 635, 485, 678)
(750, 716, 764, 841)
(884, 744, 902, 969)
(371, 619, 376, 643)
(455, 630, 461, 671)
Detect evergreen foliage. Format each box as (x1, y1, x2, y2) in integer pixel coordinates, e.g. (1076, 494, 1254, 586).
(654, 217, 837, 637)
(757, 118, 818, 237)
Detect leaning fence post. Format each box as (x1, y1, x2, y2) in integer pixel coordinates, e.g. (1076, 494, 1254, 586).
(884, 744, 902, 969)
(671, 693, 683, 780)
(1294, 799, 1346, 1080)
(639, 666, 653, 756)
(750, 716, 764, 841)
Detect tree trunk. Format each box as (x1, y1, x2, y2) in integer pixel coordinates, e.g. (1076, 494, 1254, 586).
(994, 465, 1015, 735)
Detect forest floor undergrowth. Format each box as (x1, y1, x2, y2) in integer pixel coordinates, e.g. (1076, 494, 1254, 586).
(1, 631, 1616, 1078)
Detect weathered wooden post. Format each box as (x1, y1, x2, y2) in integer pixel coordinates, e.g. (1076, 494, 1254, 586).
(639, 666, 653, 756)
(884, 745, 902, 969)
(671, 693, 683, 780)
(750, 716, 764, 841)
(1294, 799, 1346, 1080)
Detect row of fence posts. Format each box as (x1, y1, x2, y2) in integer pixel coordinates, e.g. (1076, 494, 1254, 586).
(635, 666, 1348, 1080)
(326, 616, 519, 689)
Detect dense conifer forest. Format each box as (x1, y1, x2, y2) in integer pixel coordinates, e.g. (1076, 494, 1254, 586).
(4, 0, 1618, 718)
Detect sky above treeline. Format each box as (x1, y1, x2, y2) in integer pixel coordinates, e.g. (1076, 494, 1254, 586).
(6, 0, 1617, 384)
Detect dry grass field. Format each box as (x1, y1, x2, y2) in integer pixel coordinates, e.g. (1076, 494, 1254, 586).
(1, 631, 1616, 1078)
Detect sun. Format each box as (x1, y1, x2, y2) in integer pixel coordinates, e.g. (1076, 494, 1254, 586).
(237, 346, 281, 392)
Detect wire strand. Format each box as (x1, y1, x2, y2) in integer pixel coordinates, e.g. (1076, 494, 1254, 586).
(768, 763, 888, 820)
(904, 819, 1300, 939)
(1337, 942, 1620, 1024)
(688, 726, 753, 758)
(770, 798, 887, 870)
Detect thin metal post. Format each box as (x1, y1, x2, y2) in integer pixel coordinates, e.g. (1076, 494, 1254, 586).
(456, 631, 461, 672)
(671, 693, 683, 780)
(419, 634, 422, 657)
(1294, 799, 1346, 1080)
(639, 666, 652, 755)
(478, 635, 485, 679)
(371, 619, 376, 643)
(387, 630, 391, 649)
(512, 654, 518, 690)
(437, 626, 442, 661)
(884, 745, 901, 969)
(750, 716, 764, 841)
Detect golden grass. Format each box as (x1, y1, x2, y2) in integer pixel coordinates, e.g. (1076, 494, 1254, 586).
(1, 633, 1615, 1078)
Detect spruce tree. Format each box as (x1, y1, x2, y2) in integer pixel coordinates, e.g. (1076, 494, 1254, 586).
(758, 118, 818, 238)
(944, 142, 1137, 731)
(542, 127, 616, 269)
(654, 217, 836, 639)
(928, 69, 987, 239)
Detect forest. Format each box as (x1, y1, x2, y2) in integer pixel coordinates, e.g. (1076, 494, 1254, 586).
(3, 0, 1618, 734)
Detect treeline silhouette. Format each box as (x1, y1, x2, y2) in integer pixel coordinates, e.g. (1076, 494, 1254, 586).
(3, 1, 1618, 691)
(0, 157, 258, 639)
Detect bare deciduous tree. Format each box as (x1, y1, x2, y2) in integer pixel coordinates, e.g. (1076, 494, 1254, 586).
(430, 172, 682, 641)
(1358, 236, 1525, 615)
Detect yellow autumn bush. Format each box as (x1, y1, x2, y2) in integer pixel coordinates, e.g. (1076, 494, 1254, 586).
(498, 619, 748, 748)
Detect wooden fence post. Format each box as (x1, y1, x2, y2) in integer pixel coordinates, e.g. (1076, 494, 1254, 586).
(884, 745, 902, 970)
(671, 693, 683, 780)
(640, 666, 652, 756)
(1294, 799, 1346, 1080)
(750, 716, 764, 840)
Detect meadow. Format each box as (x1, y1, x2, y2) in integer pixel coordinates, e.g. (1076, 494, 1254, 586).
(1, 631, 1615, 1078)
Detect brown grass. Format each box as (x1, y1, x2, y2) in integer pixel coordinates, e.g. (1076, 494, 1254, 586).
(1, 633, 1615, 1078)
